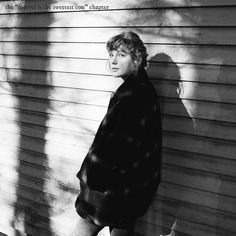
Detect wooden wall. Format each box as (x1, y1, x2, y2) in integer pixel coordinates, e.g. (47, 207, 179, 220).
(0, 0, 236, 235)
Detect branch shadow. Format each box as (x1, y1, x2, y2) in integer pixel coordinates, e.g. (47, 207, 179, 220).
(9, 1, 54, 235)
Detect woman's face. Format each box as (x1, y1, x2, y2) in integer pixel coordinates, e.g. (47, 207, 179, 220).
(108, 45, 136, 79)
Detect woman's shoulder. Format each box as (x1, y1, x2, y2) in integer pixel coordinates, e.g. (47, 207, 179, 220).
(114, 82, 158, 115)
(133, 79, 158, 102)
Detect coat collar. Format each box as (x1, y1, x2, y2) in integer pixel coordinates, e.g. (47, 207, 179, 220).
(116, 67, 148, 94)
(107, 67, 149, 110)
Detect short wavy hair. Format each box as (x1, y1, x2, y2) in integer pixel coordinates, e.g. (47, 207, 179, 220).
(106, 31, 148, 68)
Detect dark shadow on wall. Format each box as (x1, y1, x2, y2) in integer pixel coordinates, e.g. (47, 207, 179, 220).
(212, 63, 236, 236)
(134, 53, 194, 236)
(114, 3, 236, 236)
(9, 1, 53, 235)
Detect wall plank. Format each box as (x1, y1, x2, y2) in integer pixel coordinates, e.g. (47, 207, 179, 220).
(0, 93, 107, 120)
(1, 27, 236, 45)
(1, 104, 236, 143)
(162, 165, 236, 198)
(1, 0, 236, 14)
(162, 148, 236, 178)
(0, 128, 91, 155)
(1, 122, 236, 168)
(163, 115, 236, 141)
(0, 82, 112, 106)
(0, 68, 122, 90)
(164, 131, 236, 161)
(1, 56, 236, 86)
(1, 42, 236, 66)
(162, 97, 236, 123)
(0, 106, 100, 134)
(144, 197, 236, 235)
(1, 79, 236, 106)
(1, 7, 236, 28)
(1, 91, 236, 124)
(157, 182, 236, 215)
(1, 65, 236, 91)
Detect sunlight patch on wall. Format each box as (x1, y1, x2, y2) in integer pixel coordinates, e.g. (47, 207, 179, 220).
(0, 110, 20, 234)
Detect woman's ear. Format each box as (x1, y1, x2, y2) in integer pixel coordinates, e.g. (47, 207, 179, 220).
(177, 81, 184, 98)
(106, 60, 111, 72)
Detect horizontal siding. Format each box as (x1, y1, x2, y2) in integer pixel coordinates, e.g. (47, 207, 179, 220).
(162, 148, 236, 178)
(0, 106, 100, 134)
(162, 98, 236, 123)
(1, 65, 236, 86)
(0, 1, 236, 236)
(1, 56, 236, 86)
(1, 78, 236, 105)
(1, 7, 236, 27)
(1, 104, 236, 143)
(0, 93, 107, 120)
(2, 140, 236, 203)
(140, 197, 236, 236)
(1, 27, 236, 45)
(1, 92, 236, 125)
(1, 115, 236, 170)
(1, 42, 236, 66)
(1, 0, 236, 15)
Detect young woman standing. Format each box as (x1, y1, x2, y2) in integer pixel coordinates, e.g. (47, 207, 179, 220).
(71, 31, 162, 236)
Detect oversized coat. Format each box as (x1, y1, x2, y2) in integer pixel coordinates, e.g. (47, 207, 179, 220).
(75, 68, 162, 227)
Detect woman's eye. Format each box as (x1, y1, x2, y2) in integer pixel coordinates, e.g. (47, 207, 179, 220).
(118, 53, 126, 57)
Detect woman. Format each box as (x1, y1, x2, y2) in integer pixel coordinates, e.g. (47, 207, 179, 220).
(72, 31, 162, 236)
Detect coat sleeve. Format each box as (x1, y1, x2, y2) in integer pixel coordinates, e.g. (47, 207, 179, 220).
(77, 86, 161, 192)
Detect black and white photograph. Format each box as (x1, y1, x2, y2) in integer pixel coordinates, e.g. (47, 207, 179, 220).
(0, 1, 236, 235)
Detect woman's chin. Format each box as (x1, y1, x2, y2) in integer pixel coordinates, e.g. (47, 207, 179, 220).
(111, 72, 121, 78)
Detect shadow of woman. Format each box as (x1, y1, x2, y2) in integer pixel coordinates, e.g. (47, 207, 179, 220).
(213, 63, 236, 236)
(134, 53, 195, 236)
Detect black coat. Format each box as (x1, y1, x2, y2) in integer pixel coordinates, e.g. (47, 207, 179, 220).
(75, 68, 162, 227)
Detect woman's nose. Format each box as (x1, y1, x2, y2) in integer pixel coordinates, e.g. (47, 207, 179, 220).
(111, 55, 117, 64)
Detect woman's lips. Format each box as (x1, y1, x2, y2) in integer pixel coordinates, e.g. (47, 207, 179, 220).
(112, 68, 119, 72)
